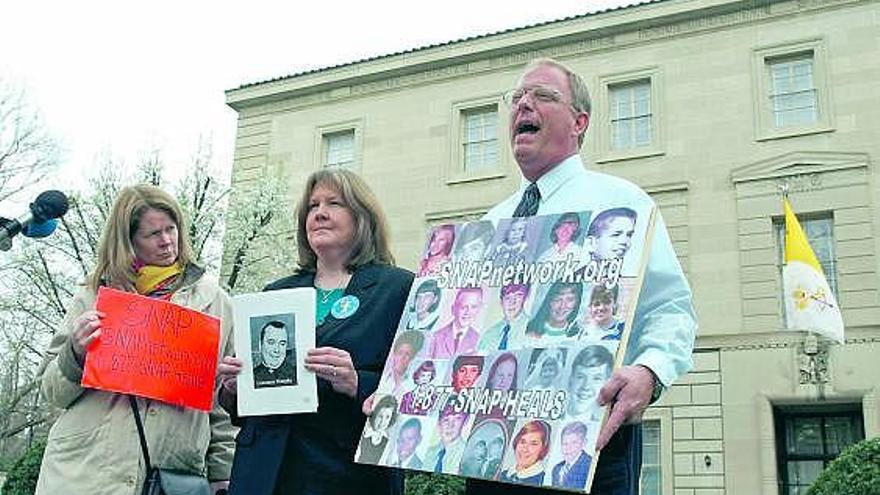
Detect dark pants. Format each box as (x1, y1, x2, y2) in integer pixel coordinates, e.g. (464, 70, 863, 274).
(465, 424, 642, 495)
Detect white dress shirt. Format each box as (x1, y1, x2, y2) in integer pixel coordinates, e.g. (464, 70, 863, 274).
(483, 154, 698, 387)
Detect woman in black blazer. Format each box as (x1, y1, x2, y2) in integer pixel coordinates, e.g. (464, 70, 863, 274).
(218, 168, 413, 495)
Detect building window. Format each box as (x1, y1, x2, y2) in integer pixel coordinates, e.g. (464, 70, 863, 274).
(774, 405, 864, 495)
(611, 80, 652, 150)
(461, 106, 498, 173)
(752, 39, 833, 141)
(448, 96, 505, 184)
(596, 67, 664, 163)
(640, 419, 662, 495)
(774, 213, 838, 298)
(768, 53, 817, 128)
(323, 129, 355, 169)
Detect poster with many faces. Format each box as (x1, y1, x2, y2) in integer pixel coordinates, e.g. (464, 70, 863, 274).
(357, 205, 657, 493)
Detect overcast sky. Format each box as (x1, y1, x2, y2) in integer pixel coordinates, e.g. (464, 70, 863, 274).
(0, 0, 637, 195)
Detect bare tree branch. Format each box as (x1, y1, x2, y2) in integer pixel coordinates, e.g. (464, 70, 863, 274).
(0, 78, 59, 203)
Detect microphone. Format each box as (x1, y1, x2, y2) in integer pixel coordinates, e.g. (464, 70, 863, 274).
(0, 190, 69, 251)
(23, 218, 59, 238)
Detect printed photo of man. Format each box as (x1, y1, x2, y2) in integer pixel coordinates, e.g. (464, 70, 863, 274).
(253, 319, 297, 388)
(586, 207, 637, 262)
(429, 287, 484, 358)
(482, 436, 506, 479)
(566, 344, 613, 419)
(387, 418, 424, 469)
(424, 406, 470, 474)
(460, 439, 488, 477)
(551, 421, 592, 489)
(479, 283, 531, 352)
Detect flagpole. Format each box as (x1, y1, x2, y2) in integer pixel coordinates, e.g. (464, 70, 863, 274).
(778, 182, 801, 342)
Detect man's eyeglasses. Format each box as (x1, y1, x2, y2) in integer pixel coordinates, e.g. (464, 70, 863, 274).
(503, 86, 567, 106)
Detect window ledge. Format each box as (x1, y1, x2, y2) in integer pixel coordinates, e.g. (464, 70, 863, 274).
(756, 125, 835, 142)
(446, 170, 506, 185)
(596, 148, 665, 164)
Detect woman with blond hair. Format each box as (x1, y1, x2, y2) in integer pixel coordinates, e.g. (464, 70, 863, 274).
(418, 224, 455, 276)
(36, 185, 235, 494)
(219, 168, 413, 495)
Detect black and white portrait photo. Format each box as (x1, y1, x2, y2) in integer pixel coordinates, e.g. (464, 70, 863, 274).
(250, 313, 297, 389)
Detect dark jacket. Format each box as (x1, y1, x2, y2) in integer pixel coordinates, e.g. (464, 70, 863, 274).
(551, 450, 592, 489)
(228, 263, 413, 495)
(253, 355, 297, 388)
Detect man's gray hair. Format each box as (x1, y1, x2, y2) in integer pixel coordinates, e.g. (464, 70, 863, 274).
(523, 58, 592, 148)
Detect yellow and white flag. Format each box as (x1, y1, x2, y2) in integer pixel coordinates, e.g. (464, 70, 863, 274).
(782, 198, 844, 343)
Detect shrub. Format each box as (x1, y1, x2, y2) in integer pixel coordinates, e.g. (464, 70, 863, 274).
(2, 440, 46, 495)
(807, 437, 880, 495)
(405, 472, 465, 495)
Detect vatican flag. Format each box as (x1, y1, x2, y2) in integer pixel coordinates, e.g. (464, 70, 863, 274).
(782, 198, 844, 343)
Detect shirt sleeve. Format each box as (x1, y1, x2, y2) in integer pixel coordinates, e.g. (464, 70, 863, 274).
(625, 210, 698, 387)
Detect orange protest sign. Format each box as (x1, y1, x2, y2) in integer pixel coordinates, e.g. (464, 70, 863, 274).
(82, 286, 221, 411)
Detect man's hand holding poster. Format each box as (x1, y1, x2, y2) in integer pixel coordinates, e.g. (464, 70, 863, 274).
(358, 205, 656, 493)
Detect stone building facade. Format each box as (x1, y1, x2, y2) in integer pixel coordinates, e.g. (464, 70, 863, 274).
(223, 0, 880, 493)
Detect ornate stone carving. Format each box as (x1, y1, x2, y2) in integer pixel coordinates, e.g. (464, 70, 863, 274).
(797, 333, 830, 384)
(775, 173, 823, 193)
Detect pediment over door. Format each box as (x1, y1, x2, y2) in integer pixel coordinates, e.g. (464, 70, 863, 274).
(730, 151, 869, 186)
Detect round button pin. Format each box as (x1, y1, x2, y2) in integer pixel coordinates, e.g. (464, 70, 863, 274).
(331, 295, 360, 319)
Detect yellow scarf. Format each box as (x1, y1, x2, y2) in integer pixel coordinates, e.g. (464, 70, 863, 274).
(135, 262, 183, 295)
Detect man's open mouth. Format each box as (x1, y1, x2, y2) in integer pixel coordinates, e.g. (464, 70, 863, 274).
(515, 121, 541, 136)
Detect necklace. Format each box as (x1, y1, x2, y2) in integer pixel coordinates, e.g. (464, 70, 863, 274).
(316, 272, 348, 303)
(318, 287, 342, 304)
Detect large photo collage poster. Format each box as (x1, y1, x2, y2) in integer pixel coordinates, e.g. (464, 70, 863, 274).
(357, 205, 657, 493)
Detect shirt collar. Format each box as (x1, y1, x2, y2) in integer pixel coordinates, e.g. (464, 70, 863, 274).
(508, 311, 529, 326)
(514, 459, 546, 479)
(518, 153, 584, 207)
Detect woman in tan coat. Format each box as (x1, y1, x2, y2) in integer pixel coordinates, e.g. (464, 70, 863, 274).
(36, 185, 235, 494)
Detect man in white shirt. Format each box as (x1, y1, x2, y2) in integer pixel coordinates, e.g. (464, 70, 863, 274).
(469, 57, 697, 495)
(365, 56, 696, 495)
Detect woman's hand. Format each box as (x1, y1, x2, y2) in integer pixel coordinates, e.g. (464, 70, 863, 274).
(362, 392, 376, 416)
(305, 347, 358, 399)
(218, 356, 243, 396)
(71, 310, 105, 363)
